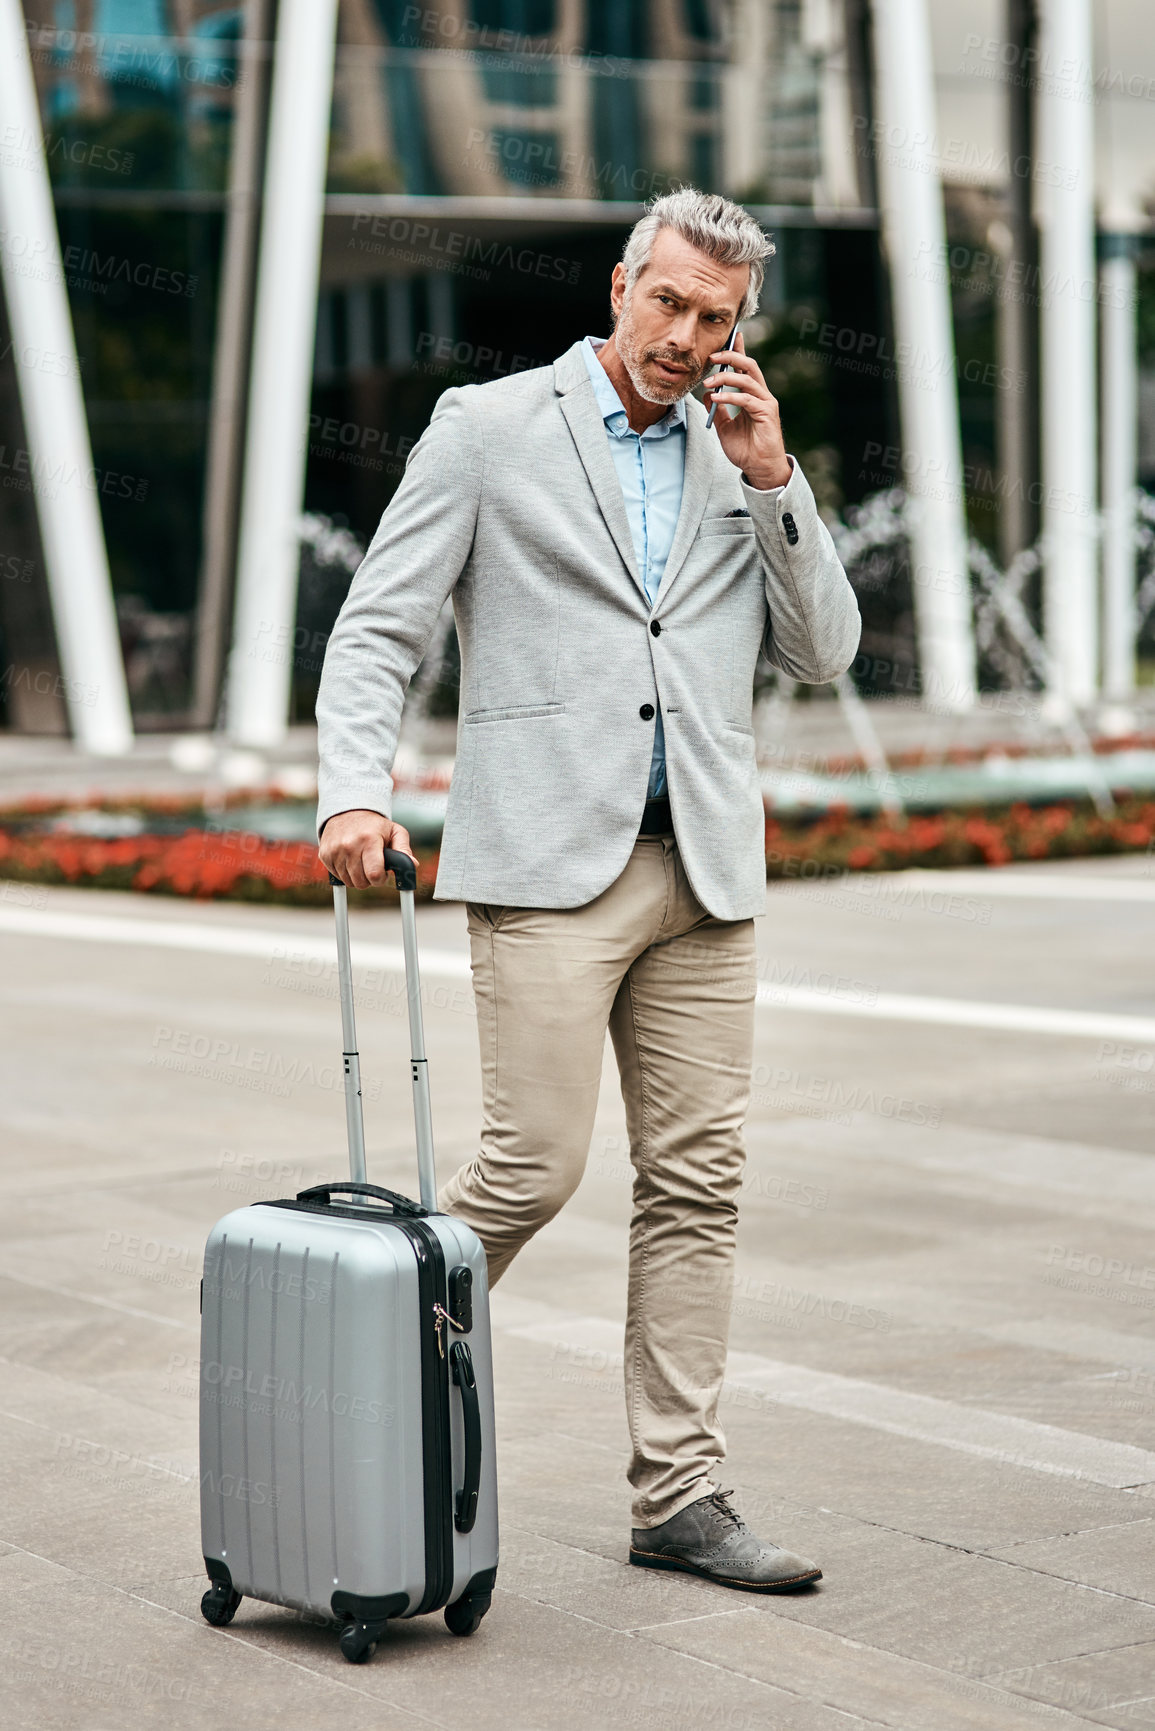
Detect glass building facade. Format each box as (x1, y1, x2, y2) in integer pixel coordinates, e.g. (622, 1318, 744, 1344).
(4, 1, 1149, 730)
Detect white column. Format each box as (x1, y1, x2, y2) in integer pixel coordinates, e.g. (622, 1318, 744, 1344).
(227, 0, 340, 747)
(1099, 234, 1139, 701)
(0, 0, 133, 754)
(1036, 0, 1097, 708)
(870, 0, 977, 712)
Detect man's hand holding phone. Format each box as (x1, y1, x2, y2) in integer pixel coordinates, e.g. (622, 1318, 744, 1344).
(705, 330, 793, 491)
(319, 809, 418, 889)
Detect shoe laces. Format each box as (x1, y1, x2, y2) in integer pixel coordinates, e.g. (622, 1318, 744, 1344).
(705, 1489, 745, 1534)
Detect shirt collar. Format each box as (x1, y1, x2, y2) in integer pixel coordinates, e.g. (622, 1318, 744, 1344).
(582, 336, 687, 439)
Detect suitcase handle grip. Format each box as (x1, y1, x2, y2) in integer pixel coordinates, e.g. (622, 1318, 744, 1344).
(327, 848, 417, 893)
(296, 1181, 426, 1218)
(450, 1341, 481, 1533)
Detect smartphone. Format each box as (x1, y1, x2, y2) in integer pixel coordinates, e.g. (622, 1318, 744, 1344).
(705, 318, 740, 429)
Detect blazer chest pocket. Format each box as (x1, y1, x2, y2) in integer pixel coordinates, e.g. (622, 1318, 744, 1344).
(699, 517, 757, 536)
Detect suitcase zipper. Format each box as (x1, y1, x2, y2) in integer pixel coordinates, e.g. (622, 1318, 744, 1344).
(432, 1302, 467, 1359)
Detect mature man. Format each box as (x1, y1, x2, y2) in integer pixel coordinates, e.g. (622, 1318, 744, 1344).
(318, 189, 860, 1592)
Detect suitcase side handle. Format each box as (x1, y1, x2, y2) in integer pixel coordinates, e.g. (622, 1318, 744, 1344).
(296, 1181, 426, 1218)
(450, 1341, 481, 1533)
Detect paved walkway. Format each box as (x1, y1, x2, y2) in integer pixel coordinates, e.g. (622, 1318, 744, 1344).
(2, 856, 1154, 1729)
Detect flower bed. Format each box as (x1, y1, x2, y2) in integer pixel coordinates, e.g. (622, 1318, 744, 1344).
(0, 825, 440, 905)
(1, 791, 1153, 904)
(766, 796, 1155, 878)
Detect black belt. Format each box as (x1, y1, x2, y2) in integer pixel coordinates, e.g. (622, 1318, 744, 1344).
(638, 796, 673, 836)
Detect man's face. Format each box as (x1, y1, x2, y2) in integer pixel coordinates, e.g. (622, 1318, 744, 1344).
(610, 227, 749, 406)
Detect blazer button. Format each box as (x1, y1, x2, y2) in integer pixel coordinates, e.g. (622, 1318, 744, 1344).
(650, 620, 661, 636)
(782, 512, 799, 546)
(639, 703, 655, 721)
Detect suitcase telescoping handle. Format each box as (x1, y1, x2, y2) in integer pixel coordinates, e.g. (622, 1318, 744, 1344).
(328, 850, 438, 1212)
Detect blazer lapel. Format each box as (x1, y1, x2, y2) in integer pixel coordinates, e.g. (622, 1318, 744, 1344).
(654, 400, 714, 609)
(555, 345, 646, 602)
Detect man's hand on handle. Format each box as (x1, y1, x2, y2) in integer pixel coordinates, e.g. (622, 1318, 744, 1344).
(319, 809, 418, 890)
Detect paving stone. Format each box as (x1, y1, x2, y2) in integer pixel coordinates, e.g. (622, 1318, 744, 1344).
(988, 1520, 1155, 1606)
(641, 1606, 1100, 1730)
(993, 1643, 1155, 1727)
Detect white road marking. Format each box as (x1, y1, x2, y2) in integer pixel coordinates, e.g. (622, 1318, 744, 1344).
(2, 902, 1154, 1042)
(755, 983, 1155, 1043)
(0, 903, 469, 979)
(495, 1298, 1155, 1489)
(892, 869, 1155, 903)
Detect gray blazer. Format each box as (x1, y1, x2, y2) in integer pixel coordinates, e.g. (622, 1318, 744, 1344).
(316, 339, 860, 920)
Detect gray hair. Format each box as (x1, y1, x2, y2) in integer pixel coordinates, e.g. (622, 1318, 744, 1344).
(620, 188, 774, 322)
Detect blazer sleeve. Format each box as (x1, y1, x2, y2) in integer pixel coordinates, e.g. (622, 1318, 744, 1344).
(316, 387, 482, 833)
(741, 457, 861, 684)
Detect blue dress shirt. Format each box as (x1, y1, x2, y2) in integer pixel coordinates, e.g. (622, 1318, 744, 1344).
(581, 335, 686, 800)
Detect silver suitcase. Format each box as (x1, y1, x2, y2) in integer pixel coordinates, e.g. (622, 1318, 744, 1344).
(198, 853, 498, 1662)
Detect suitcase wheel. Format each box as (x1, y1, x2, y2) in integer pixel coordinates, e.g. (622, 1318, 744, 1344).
(339, 1619, 385, 1664)
(200, 1582, 242, 1627)
(444, 1590, 490, 1637)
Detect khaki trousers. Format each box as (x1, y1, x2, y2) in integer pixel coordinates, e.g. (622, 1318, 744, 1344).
(437, 835, 757, 1527)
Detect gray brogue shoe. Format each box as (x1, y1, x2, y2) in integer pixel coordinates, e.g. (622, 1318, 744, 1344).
(629, 1488, 822, 1593)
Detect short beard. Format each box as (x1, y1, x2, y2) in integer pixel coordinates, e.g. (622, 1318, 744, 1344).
(614, 294, 707, 405)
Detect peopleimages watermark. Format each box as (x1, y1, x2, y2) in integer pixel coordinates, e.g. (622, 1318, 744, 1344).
(769, 859, 993, 927)
(149, 1024, 384, 1101)
(348, 212, 581, 284)
(180, 1349, 396, 1428)
(0, 329, 83, 380)
(50, 1430, 190, 1489)
(414, 330, 539, 379)
(676, 1267, 893, 1333)
(759, 957, 878, 1008)
(1, 551, 34, 583)
(1092, 1041, 1154, 1095)
(461, 127, 678, 200)
(1042, 1243, 1155, 1309)
(592, 1138, 831, 1209)
(0, 879, 48, 910)
(859, 438, 1092, 518)
(851, 113, 1078, 189)
(60, 244, 198, 298)
(959, 31, 1155, 104)
(264, 944, 476, 1022)
(24, 23, 237, 90)
(551, 1666, 764, 1731)
(1, 663, 99, 710)
(750, 1063, 943, 1128)
(1, 227, 196, 300)
(308, 412, 414, 475)
(1, 122, 135, 176)
(0, 441, 149, 504)
(545, 1338, 772, 1412)
(798, 315, 1024, 396)
(100, 1228, 200, 1291)
(214, 1148, 315, 1197)
(910, 239, 1134, 313)
(396, 5, 630, 74)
